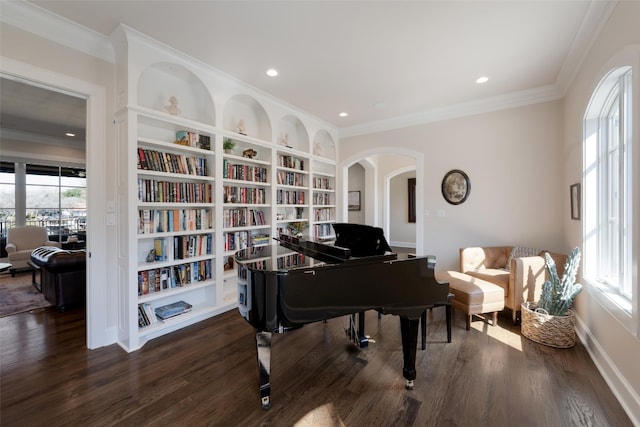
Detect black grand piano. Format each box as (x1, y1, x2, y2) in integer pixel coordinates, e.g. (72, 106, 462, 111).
(235, 223, 450, 409)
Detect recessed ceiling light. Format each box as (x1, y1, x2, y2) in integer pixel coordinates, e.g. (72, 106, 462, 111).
(476, 76, 489, 84)
(65, 132, 76, 137)
(266, 69, 278, 77)
(339, 112, 348, 117)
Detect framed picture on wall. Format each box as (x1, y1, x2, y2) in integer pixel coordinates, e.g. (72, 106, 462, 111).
(441, 169, 470, 205)
(570, 183, 581, 220)
(408, 178, 416, 223)
(348, 191, 361, 211)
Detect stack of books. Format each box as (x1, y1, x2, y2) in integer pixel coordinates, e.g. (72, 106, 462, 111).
(154, 300, 193, 320)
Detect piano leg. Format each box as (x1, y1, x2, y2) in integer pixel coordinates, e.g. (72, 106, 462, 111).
(346, 313, 369, 348)
(256, 331, 272, 409)
(399, 316, 419, 390)
(446, 304, 452, 343)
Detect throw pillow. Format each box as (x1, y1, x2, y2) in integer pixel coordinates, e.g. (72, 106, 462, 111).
(505, 246, 542, 271)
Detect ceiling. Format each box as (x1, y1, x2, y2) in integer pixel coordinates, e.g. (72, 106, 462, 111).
(1, 0, 616, 141)
(0, 77, 86, 149)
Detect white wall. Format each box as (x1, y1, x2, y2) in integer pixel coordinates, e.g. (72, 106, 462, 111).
(562, 1, 640, 423)
(1, 21, 117, 348)
(389, 170, 416, 247)
(340, 100, 565, 271)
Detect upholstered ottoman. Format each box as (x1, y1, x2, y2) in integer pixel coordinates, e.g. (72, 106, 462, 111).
(436, 271, 505, 330)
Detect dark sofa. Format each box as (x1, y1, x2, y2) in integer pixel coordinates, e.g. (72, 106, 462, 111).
(30, 246, 86, 311)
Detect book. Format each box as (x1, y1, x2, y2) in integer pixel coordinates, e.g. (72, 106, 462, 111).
(154, 238, 165, 261)
(154, 300, 193, 320)
(143, 303, 157, 324)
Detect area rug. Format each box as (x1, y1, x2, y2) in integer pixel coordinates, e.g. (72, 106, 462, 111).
(0, 273, 52, 317)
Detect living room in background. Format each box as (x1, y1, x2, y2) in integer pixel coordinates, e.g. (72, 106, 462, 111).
(0, 162, 86, 245)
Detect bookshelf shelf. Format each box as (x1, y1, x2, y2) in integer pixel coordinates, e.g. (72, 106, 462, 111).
(113, 29, 338, 351)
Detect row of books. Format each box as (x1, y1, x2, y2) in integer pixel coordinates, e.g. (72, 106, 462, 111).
(276, 189, 305, 205)
(138, 178, 213, 203)
(173, 234, 212, 259)
(313, 193, 333, 205)
(314, 207, 334, 222)
(223, 208, 267, 228)
(276, 171, 306, 187)
(276, 253, 306, 269)
(237, 259, 268, 281)
(314, 223, 336, 239)
(223, 185, 267, 204)
(223, 231, 270, 251)
(312, 177, 333, 190)
(277, 154, 305, 171)
(175, 131, 211, 150)
(138, 208, 212, 234)
(138, 303, 158, 327)
(138, 260, 212, 295)
(222, 159, 268, 183)
(137, 147, 208, 176)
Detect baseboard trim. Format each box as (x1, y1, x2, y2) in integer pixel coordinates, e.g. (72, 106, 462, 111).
(575, 314, 640, 426)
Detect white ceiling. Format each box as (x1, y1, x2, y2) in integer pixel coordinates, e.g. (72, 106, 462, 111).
(2, 0, 617, 139)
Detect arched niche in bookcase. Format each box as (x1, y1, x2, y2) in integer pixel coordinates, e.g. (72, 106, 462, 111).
(137, 62, 215, 125)
(223, 94, 271, 141)
(278, 115, 310, 152)
(312, 130, 336, 161)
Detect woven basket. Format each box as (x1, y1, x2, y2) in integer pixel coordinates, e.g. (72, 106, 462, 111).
(521, 302, 576, 348)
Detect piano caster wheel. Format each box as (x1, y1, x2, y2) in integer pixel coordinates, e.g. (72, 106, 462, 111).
(261, 396, 271, 409)
(405, 380, 414, 390)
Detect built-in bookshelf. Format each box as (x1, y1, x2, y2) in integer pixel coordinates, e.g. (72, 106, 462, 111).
(131, 109, 217, 346)
(112, 26, 338, 352)
(311, 158, 337, 240)
(275, 149, 310, 238)
(220, 136, 272, 303)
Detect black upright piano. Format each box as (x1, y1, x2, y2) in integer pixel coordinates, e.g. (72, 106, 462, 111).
(236, 223, 450, 409)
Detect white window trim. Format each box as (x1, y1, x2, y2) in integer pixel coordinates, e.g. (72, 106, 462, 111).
(583, 66, 637, 338)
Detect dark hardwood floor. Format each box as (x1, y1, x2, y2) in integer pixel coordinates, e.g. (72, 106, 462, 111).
(1, 301, 633, 426)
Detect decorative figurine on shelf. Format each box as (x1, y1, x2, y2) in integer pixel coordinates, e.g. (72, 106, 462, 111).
(165, 96, 181, 116)
(237, 119, 247, 135)
(242, 148, 257, 159)
(313, 142, 323, 156)
(281, 133, 292, 148)
(146, 249, 156, 263)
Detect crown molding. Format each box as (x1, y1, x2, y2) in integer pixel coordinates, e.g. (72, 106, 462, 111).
(0, 0, 114, 63)
(339, 84, 563, 138)
(2, 0, 615, 140)
(555, 0, 619, 96)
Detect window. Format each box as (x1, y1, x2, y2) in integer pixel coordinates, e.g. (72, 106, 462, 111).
(0, 161, 86, 240)
(583, 67, 634, 328)
(0, 163, 15, 239)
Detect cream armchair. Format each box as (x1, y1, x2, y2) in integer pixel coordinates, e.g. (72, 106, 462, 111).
(5, 226, 61, 275)
(459, 246, 567, 323)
